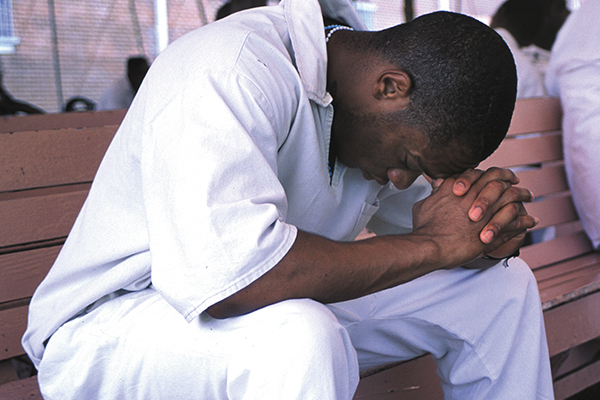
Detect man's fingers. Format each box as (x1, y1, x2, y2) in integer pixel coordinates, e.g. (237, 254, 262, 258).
(452, 169, 483, 196)
(480, 202, 538, 245)
(453, 167, 520, 197)
(470, 185, 534, 222)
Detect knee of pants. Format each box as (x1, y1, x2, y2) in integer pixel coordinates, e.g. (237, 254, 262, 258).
(495, 257, 540, 304)
(222, 300, 359, 399)
(243, 298, 355, 362)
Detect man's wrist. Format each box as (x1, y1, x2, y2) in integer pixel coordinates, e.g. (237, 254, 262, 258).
(482, 249, 520, 267)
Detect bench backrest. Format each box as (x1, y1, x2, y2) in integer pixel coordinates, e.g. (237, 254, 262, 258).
(0, 111, 124, 363)
(480, 97, 599, 311)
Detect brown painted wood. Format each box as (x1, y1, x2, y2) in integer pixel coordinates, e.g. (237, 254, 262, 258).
(0, 376, 42, 400)
(526, 194, 579, 231)
(534, 252, 600, 283)
(0, 307, 29, 361)
(554, 359, 600, 400)
(0, 246, 60, 304)
(544, 290, 600, 356)
(506, 97, 562, 136)
(480, 131, 563, 169)
(354, 355, 442, 400)
(0, 360, 19, 385)
(0, 109, 125, 133)
(516, 164, 569, 198)
(0, 125, 117, 192)
(0, 188, 88, 248)
(520, 231, 594, 271)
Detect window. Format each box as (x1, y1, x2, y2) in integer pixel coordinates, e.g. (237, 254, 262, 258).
(0, 0, 19, 54)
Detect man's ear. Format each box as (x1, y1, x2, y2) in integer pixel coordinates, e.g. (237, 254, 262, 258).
(372, 70, 412, 103)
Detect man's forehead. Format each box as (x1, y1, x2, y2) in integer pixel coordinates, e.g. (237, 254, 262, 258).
(416, 147, 479, 179)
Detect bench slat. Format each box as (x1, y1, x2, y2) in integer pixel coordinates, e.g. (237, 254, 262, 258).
(0, 246, 60, 304)
(0, 109, 125, 133)
(516, 164, 569, 199)
(0, 126, 117, 193)
(0, 306, 29, 361)
(0, 376, 42, 400)
(544, 290, 600, 356)
(539, 269, 600, 310)
(526, 195, 579, 231)
(553, 358, 600, 400)
(0, 188, 88, 249)
(534, 252, 600, 282)
(480, 132, 563, 169)
(520, 231, 594, 271)
(506, 97, 562, 137)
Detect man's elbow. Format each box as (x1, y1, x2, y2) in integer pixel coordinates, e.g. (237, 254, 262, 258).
(206, 298, 254, 319)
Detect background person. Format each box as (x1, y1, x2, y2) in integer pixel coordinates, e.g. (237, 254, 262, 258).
(490, 0, 547, 98)
(546, 0, 600, 250)
(97, 56, 150, 110)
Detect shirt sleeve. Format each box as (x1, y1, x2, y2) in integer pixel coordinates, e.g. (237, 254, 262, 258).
(140, 62, 298, 321)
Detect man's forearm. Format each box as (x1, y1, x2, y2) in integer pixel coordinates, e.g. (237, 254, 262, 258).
(206, 229, 442, 319)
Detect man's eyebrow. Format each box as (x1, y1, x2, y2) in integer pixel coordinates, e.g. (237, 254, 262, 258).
(414, 154, 474, 180)
(412, 154, 440, 179)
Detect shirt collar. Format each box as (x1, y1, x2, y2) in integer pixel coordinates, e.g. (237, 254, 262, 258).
(283, 0, 367, 107)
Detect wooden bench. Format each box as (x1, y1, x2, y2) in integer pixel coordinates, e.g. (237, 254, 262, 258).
(355, 97, 600, 400)
(2, 98, 599, 399)
(0, 110, 126, 399)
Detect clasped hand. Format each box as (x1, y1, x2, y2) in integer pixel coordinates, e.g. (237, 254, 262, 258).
(412, 167, 537, 269)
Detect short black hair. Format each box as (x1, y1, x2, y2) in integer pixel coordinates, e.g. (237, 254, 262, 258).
(368, 12, 517, 163)
(491, 0, 546, 47)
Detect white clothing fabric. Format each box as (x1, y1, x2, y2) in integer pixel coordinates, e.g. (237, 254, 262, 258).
(522, 45, 552, 81)
(23, 1, 553, 399)
(97, 76, 135, 110)
(546, 0, 600, 249)
(39, 259, 552, 400)
(496, 28, 547, 99)
(22, 0, 374, 368)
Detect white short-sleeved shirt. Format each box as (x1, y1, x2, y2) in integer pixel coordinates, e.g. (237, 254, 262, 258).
(23, 0, 431, 367)
(545, 1, 600, 249)
(496, 28, 546, 99)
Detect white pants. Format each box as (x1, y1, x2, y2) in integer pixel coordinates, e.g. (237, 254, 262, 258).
(38, 258, 554, 400)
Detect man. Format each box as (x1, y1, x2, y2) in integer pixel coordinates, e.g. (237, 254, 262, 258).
(97, 56, 150, 110)
(23, 0, 554, 399)
(546, 0, 600, 250)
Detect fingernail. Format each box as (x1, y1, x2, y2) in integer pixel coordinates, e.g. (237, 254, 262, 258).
(454, 182, 466, 195)
(482, 230, 494, 244)
(470, 207, 483, 221)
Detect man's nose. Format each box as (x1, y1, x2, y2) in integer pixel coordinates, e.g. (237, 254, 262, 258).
(387, 168, 421, 190)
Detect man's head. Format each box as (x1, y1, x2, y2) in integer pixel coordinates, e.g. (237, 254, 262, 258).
(490, 0, 546, 47)
(328, 11, 517, 189)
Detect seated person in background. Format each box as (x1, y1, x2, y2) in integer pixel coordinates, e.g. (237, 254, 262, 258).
(0, 72, 44, 115)
(546, 0, 600, 250)
(23, 1, 554, 399)
(64, 96, 96, 112)
(97, 56, 149, 110)
(490, 0, 547, 98)
(522, 0, 570, 80)
(216, 0, 267, 20)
